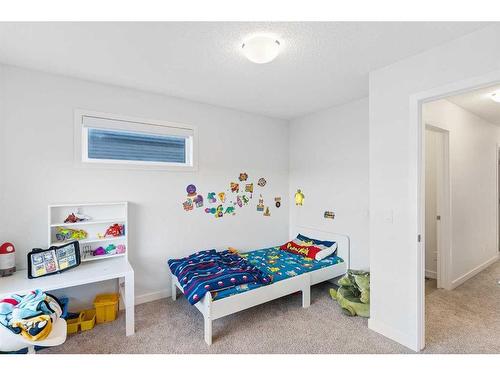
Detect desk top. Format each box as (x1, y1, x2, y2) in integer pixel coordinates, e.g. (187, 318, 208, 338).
(0, 258, 133, 296)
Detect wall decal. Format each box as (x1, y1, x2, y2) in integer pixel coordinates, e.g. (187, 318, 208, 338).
(225, 206, 236, 215)
(194, 195, 204, 208)
(186, 184, 197, 197)
(236, 195, 243, 207)
(245, 183, 254, 193)
(275, 197, 281, 208)
(257, 195, 264, 212)
(294, 189, 305, 206)
(242, 195, 250, 205)
(258, 178, 267, 187)
(230, 182, 240, 193)
(264, 207, 271, 216)
(239, 173, 248, 182)
(183, 199, 194, 211)
(207, 192, 217, 203)
(324, 211, 335, 219)
(218, 192, 226, 203)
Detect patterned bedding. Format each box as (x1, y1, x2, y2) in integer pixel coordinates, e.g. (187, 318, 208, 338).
(211, 246, 343, 301)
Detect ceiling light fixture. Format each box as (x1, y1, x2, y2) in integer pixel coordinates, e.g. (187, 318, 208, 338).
(241, 35, 281, 64)
(491, 91, 500, 103)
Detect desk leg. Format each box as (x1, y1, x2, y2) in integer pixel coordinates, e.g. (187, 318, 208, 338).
(124, 272, 135, 336)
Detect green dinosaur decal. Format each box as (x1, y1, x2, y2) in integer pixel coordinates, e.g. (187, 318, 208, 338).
(330, 270, 370, 318)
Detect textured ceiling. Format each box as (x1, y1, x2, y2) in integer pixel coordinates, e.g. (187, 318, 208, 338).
(448, 84, 500, 125)
(0, 22, 490, 119)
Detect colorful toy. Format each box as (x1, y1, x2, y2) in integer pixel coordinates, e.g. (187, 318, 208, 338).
(93, 247, 106, 256)
(105, 224, 124, 237)
(330, 270, 370, 318)
(64, 212, 92, 223)
(186, 184, 197, 197)
(258, 178, 267, 187)
(183, 199, 194, 211)
(239, 173, 248, 182)
(105, 244, 116, 254)
(294, 189, 305, 206)
(116, 244, 126, 254)
(194, 195, 204, 208)
(55, 227, 88, 241)
(0, 242, 16, 277)
(230, 182, 239, 193)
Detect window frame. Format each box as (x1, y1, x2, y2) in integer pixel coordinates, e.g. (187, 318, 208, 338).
(74, 109, 198, 171)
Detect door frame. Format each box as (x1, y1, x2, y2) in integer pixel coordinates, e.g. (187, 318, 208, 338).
(424, 125, 451, 290)
(411, 69, 500, 351)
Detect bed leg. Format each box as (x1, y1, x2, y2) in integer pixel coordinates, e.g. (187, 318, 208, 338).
(302, 286, 311, 308)
(204, 316, 212, 345)
(171, 276, 177, 301)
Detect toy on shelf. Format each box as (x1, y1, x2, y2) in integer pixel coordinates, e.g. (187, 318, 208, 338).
(93, 247, 106, 256)
(105, 224, 124, 238)
(55, 227, 88, 242)
(105, 244, 116, 254)
(294, 189, 305, 206)
(64, 212, 92, 223)
(0, 242, 16, 277)
(116, 244, 126, 254)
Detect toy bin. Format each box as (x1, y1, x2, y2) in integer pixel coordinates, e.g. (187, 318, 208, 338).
(93, 293, 119, 323)
(80, 309, 96, 331)
(66, 316, 80, 335)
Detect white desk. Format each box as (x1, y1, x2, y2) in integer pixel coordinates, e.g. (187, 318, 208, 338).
(0, 258, 135, 336)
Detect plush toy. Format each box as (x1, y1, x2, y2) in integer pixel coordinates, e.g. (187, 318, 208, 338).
(116, 244, 126, 254)
(105, 224, 124, 237)
(329, 270, 370, 318)
(93, 247, 106, 256)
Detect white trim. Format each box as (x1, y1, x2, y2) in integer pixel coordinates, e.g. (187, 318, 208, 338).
(74, 109, 198, 172)
(450, 254, 499, 289)
(425, 270, 437, 279)
(134, 289, 170, 306)
(412, 68, 500, 352)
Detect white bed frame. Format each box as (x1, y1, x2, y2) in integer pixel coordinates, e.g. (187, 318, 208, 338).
(171, 227, 350, 345)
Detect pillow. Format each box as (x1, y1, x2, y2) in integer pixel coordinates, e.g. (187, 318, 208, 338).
(280, 241, 322, 259)
(294, 234, 338, 260)
(296, 233, 335, 248)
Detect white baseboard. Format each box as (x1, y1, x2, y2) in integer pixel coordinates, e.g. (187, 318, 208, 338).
(368, 318, 418, 352)
(135, 289, 170, 306)
(450, 254, 499, 289)
(425, 269, 437, 279)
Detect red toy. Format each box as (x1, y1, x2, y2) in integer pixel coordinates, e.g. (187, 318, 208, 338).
(0, 242, 16, 277)
(105, 224, 124, 237)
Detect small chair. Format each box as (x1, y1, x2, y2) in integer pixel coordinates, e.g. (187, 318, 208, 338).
(0, 317, 67, 354)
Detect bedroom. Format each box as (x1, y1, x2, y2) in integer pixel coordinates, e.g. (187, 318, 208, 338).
(0, 1, 499, 371)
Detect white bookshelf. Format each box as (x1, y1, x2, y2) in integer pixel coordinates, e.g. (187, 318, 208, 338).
(48, 202, 128, 263)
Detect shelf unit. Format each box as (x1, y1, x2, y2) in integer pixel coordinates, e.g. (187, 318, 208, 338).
(48, 202, 128, 263)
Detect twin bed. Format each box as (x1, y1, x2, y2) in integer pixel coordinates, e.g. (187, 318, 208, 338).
(170, 227, 349, 345)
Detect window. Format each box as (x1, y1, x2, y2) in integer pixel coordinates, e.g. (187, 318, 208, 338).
(76, 111, 197, 170)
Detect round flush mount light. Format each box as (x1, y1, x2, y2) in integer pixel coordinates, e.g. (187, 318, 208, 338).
(491, 91, 500, 103)
(241, 35, 281, 64)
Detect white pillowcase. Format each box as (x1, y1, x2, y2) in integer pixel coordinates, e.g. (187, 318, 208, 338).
(314, 242, 338, 261)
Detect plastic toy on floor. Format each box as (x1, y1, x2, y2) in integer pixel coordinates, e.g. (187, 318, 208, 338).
(329, 270, 370, 318)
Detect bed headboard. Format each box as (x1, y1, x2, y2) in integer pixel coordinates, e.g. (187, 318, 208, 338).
(291, 226, 350, 268)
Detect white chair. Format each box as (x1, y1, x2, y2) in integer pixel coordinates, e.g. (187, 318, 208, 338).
(0, 317, 67, 354)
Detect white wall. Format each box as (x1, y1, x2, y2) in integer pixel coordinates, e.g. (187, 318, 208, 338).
(424, 129, 438, 279)
(0, 65, 290, 308)
(423, 99, 500, 285)
(289, 98, 369, 270)
(369, 24, 500, 350)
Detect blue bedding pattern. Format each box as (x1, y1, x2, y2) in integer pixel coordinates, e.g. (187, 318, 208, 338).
(211, 247, 343, 301)
(168, 249, 271, 305)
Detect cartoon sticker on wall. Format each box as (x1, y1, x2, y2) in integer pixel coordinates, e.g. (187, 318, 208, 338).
(257, 195, 264, 212)
(239, 173, 248, 182)
(186, 184, 197, 197)
(218, 192, 226, 203)
(263, 207, 271, 216)
(207, 192, 217, 203)
(183, 199, 194, 211)
(275, 197, 281, 208)
(294, 189, 305, 206)
(230, 182, 239, 193)
(258, 178, 267, 187)
(245, 183, 254, 193)
(324, 211, 335, 220)
(194, 195, 204, 208)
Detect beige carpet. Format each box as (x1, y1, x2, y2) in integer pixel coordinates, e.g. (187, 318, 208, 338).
(44, 261, 499, 354)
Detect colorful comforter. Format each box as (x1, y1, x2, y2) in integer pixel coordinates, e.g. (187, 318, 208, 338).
(168, 249, 271, 305)
(211, 246, 343, 300)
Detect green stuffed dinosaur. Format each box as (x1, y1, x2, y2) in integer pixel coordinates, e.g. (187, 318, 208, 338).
(329, 270, 370, 318)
